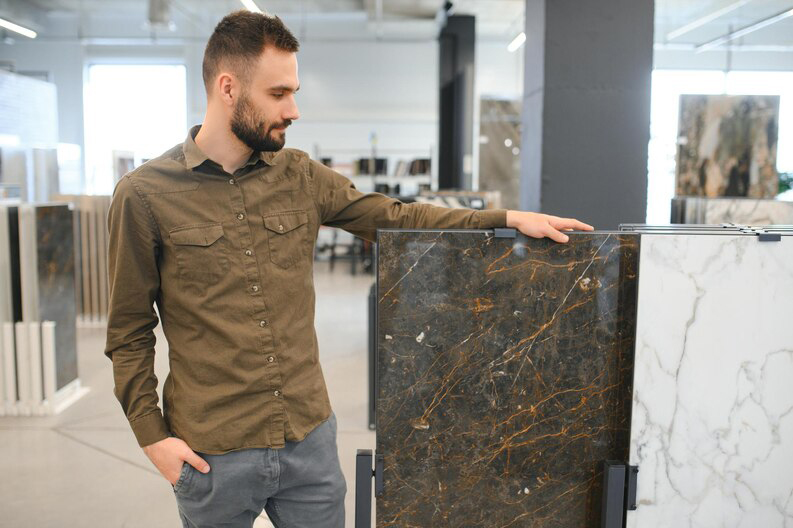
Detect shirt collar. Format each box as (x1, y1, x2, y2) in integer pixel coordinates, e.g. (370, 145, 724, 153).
(183, 124, 279, 170)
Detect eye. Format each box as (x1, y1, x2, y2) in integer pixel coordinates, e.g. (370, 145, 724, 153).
(272, 93, 284, 99)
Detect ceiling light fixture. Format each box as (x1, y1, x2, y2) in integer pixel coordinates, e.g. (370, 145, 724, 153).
(508, 32, 526, 52)
(0, 17, 37, 39)
(666, 0, 752, 40)
(696, 7, 793, 53)
(240, 0, 262, 13)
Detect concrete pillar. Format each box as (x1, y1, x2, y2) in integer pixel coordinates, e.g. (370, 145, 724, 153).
(438, 14, 475, 190)
(520, 0, 654, 228)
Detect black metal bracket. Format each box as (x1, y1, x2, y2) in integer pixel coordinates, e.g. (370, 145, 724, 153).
(758, 232, 782, 242)
(355, 450, 384, 528)
(493, 228, 518, 239)
(375, 454, 384, 496)
(602, 461, 626, 528)
(601, 460, 639, 528)
(626, 465, 639, 511)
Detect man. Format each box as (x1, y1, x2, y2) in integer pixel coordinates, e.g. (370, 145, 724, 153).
(104, 10, 593, 528)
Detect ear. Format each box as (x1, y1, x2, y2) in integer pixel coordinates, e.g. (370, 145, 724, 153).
(216, 72, 236, 106)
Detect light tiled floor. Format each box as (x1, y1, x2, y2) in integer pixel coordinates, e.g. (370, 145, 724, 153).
(0, 260, 376, 527)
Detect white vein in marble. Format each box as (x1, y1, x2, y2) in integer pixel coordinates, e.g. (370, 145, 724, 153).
(627, 234, 793, 528)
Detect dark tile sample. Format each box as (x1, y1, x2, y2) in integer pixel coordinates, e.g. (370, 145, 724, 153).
(376, 230, 639, 527)
(6, 206, 23, 323)
(32, 205, 78, 390)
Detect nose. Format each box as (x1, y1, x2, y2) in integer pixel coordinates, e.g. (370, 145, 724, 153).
(285, 96, 300, 122)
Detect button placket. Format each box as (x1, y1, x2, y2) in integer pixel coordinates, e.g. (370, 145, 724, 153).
(229, 176, 287, 445)
(228, 179, 273, 345)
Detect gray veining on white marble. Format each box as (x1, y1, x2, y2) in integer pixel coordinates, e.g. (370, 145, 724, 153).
(627, 234, 793, 527)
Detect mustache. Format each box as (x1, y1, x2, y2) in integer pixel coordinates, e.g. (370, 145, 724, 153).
(269, 120, 292, 131)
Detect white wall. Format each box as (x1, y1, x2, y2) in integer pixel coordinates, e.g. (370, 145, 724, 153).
(1, 36, 441, 189)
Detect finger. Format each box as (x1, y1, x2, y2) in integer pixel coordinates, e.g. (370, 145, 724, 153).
(554, 218, 594, 232)
(575, 220, 594, 231)
(544, 225, 569, 243)
(185, 452, 211, 473)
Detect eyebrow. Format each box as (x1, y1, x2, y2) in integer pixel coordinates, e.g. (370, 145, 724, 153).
(269, 85, 300, 93)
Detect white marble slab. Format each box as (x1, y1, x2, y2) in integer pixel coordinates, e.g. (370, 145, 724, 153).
(627, 234, 793, 527)
(675, 197, 793, 225)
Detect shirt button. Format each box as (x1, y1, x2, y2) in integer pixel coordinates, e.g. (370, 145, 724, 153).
(273, 390, 281, 397)
(237, 213, 244, 220)
(267, 356, 275, 363)
(245, 249, 252, 256)
(252, 285, 259, 292)
(278, 224, 284, 232)
(259, 320, 268, 327)
(229, 178, 235, 184)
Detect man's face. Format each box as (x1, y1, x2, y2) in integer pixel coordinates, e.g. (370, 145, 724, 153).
(230, 47, 300, 152)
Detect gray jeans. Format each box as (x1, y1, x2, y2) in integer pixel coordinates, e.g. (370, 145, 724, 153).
(171, 412, 347, 528)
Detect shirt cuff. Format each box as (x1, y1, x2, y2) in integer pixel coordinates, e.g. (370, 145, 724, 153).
(476, 208, 508, 229)
(130, 411, 171, 448)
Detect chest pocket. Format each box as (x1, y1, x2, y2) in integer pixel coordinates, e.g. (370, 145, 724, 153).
(263, 210, 309, 269)
(169, 223, 229, 287)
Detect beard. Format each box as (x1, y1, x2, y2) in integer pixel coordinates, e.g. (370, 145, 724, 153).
(230, 92, 291, 152)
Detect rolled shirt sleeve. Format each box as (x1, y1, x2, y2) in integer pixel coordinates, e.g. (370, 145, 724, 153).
(307, 159, 507, 240)
(104, 175, 170, 448)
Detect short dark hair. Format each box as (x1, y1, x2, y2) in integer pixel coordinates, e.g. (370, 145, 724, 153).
(202, 10, 299, 92)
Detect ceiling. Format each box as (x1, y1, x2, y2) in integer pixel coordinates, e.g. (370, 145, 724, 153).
(656, 0, 793, 50)
(1, 0, 793, 48)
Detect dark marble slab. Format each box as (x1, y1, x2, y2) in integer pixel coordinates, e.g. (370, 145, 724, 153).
(376, 230, 639, 527)
(6, 206, 23, 323)
(32, 205, 78, 390)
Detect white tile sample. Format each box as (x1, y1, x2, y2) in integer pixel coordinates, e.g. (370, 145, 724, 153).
(627, 234, 793, 527)
(674, 197, 793, 225)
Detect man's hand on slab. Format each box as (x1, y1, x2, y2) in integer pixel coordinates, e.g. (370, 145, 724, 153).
(506, 211, 594, 243)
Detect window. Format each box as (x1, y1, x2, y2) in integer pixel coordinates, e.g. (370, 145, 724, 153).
(83, 64, 187, 195)
(647, 70, 793, 224)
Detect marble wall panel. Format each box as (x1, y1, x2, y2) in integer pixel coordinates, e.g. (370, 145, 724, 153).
(628, 234, 793, 527)
(479, 99, 521, 210)
(376, 230, 640, 527)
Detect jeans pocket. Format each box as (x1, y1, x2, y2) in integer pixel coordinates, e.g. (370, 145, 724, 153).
(172, 461, 191, 494)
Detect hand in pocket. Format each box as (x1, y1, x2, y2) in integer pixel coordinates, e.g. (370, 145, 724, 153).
(142, 436, 211, 485)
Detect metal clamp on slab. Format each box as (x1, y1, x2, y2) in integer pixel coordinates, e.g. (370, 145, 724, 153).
(757, 232, 782, 242)
(493, 228, 517, 238)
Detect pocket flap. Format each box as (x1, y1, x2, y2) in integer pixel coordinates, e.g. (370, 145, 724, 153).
(169, 224, 224, 246)
(263, 211, 308, 235)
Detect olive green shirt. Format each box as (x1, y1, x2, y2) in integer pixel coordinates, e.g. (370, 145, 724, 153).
(104, 125, 507, 454)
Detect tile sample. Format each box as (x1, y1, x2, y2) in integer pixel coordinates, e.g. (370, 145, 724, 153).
(671, 197, 793, 225)
(676, 95, 779, 198)
(18, 204, 78, 390)
(627, 234, 793, 527)
(376, 230, 640, 527)
(54, 195, 111, 321)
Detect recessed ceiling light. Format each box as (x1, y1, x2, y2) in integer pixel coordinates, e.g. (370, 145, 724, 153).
(240, 0, 262, 13)
(0, 17, 37, 39)
(508, 32, 526, 53)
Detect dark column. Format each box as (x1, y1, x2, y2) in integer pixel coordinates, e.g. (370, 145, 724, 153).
(438, 14, 475, 190)
(520, 0, 654, 228)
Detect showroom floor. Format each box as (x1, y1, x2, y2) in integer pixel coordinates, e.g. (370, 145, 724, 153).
(0, 260, 376, 528)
